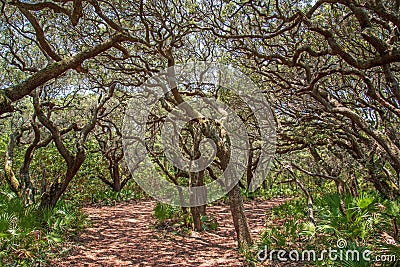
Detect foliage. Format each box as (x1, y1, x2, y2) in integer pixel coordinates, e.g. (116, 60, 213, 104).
(153, 203, 192, 235)
(0, 0, 400, 263)
(0, 191, 88, 266)
(244, 183, 300, 200)
(154, 203, 182, 222)
(90, 188, 145, 206)
(255, 191, 400, 266)
(200, 215, 219, 231)
(316, 192, 381, 240)
(153, 203, 219, 234)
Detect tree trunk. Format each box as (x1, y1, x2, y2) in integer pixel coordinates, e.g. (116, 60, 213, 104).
(295, 178, 315, 225)
(335, 180, 347, 215)
(287, 169, 315, 225)
(228, 184, 253, 249)
(218, 144, 252, 248)
(39, 155, 85, 210)
(190, 170, 206, 231)
(20, 171, 35, 206)
(4, 132, 21, 195)
(349, 171, 359, 197)
(111, 164, 122, 192)
(191, 206, 203, 231)
(368, 158, 400, 200)
(392, 218, 398, 240)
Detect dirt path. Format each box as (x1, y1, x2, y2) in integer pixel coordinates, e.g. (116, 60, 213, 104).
(52, 198, 289, 266)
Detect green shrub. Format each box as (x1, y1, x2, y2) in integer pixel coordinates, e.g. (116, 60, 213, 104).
(316, 192, 382, 241)
(154, 203, 181, 222)
(91, 188, 145, 206)
(0, 191, 88, 266)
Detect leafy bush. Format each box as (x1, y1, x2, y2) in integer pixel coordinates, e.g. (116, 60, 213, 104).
(316, 192, 382, 240)
(0, 191, 88, 266)
(245, 184, 300, 200)
(153, 203, 219, 234)
(201, 215, 219, 231)
(152, 203, 192, 235)
(271, 198, 306, 220)
(257, 192, 400, 266)
(90, 187, 145, 206)
(154, 203, 182, 222)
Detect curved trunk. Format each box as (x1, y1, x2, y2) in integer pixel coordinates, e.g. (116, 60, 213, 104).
(228, 184, 253, 249)
(40, 152, 86, 210)
(4, 132, 21, 195)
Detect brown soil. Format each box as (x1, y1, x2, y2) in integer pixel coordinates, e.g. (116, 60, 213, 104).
(51, 198, 290, 267)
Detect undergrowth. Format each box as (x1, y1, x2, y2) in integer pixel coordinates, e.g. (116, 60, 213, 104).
(0, 191, 88, 266)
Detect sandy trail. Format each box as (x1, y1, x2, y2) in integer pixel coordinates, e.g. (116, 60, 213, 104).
(52, 198, 289, 266)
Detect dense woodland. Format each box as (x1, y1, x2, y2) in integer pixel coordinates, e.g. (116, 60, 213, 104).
(0, 0, 399, 266)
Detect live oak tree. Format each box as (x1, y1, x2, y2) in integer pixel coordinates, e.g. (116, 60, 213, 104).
(1, 0, 399, 250)
(93, 93, 133, 192)
(3, 109, 77, 206)
(202, 0, 400, 199)
(122, 0, 254, 247)
(33, 83, 116, 209)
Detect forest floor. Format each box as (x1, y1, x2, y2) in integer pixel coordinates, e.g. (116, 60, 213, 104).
(52, 198, 295, 267)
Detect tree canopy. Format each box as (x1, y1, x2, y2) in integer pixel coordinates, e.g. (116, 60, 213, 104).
(0, 0, 399, 263)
